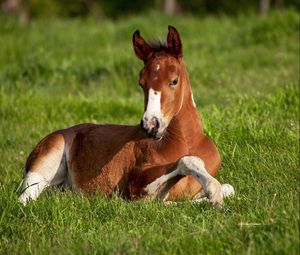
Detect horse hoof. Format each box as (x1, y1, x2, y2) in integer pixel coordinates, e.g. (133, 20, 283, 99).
(221, 184, 235, 198)
(205, 179, 224, 208)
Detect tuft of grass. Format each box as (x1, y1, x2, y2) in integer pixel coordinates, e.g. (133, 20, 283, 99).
(0, 10, 299, 255)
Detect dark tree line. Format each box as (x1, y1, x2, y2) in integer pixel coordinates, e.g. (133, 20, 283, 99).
(1, 0, 299, 24)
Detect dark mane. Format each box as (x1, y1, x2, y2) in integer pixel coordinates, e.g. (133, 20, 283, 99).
(149, 40, 169, 52)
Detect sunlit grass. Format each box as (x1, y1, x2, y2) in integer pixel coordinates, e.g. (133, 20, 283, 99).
(0, 10, 299, 255)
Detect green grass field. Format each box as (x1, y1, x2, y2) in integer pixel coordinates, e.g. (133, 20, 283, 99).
(0, 10, 299, 255)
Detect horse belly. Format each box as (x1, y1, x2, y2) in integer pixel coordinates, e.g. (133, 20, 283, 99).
(68, 131, 135, 196)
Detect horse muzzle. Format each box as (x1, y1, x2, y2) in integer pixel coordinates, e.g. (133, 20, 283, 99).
(140, 117, 165, 140)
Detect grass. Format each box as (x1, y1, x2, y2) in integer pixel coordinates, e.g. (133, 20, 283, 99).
(0, 9, 299, 255)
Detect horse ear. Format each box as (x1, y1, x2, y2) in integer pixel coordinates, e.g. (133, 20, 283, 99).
(167, 25, 182, 58)
(132, 30, 152, 62)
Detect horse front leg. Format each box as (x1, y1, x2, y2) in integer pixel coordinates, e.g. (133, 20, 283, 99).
(139, 156, 234, 207)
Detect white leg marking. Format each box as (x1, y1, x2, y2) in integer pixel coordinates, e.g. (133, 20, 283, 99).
(36, 150, 65, 183)
(178, 156, 225, 207)
(145, 170, 180, 198)
(19, 147, 66, 205)
(221, 184, 235, 197)
(145, 156, 234, 207)
(19, 172, 49, 205)
(192, 184, 235, 204)
(178, 156, 212, 188)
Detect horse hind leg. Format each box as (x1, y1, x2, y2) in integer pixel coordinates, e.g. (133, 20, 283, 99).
(19, 133, 67, 205)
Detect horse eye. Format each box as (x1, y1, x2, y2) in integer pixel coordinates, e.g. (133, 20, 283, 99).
(170, 78, 178, 86)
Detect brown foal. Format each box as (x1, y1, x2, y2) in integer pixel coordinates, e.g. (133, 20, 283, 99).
(19, 26, 234, 206)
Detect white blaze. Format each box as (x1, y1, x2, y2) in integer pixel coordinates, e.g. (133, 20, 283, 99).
(143, 88, 162, 120)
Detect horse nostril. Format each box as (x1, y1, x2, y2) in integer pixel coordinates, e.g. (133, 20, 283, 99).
(152, 117, 160, 132)
(140, 117, 160, 139)
(140, 119, 147, 133)
(140, 119, 152, 136)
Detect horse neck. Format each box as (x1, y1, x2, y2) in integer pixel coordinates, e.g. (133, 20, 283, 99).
(161, 64, 205, 154)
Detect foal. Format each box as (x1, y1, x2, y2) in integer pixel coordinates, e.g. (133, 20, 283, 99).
(19, 26, 234, 206)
